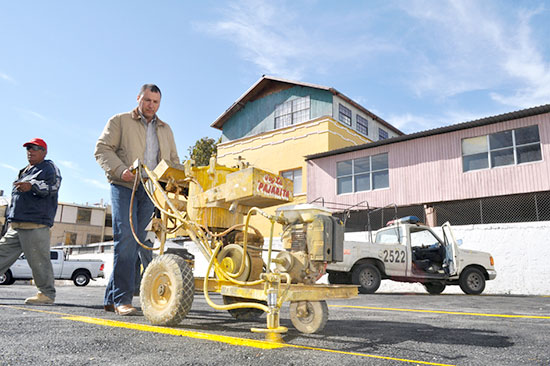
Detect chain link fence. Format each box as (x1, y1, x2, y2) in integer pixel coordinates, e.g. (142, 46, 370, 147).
(314, 190, 550, 232)
(434, 191, 550, 225)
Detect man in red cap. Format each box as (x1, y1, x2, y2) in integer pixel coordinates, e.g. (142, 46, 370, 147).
(0, 138, 62, 304)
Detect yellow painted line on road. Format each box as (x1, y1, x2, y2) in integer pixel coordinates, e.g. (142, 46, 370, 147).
(330, 305, 550, 319)
(0, 304, 454, 366)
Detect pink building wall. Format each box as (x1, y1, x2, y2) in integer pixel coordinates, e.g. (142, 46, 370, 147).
(307, 112, 550, 208)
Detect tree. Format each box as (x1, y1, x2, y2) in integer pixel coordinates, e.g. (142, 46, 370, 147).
(187, 137, 220, 166)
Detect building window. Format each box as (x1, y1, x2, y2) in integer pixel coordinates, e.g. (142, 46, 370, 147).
(336, 153, 389, 194)
(76, 208, 92, 224)
(274, 96, 310, 129)
(281, 168, 303, 195)
(378, 128, 388, 140)
(356, 115, 368, 135)
(86, 234, 102, 244)
(462, 125, 542, 172)
(338, 104, 352, 125)
(64, 232, 77, 245)
(105, 213, 112, 227)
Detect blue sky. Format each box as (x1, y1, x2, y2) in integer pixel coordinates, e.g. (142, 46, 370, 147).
(1, 0, 549, 206)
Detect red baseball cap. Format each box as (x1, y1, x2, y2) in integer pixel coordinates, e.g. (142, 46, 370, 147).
(23, 138, 48, 151)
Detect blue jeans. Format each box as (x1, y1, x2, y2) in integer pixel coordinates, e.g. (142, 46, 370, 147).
(104, 183, 154, 307)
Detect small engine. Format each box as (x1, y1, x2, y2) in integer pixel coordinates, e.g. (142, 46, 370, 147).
(274, 205, 344, 283)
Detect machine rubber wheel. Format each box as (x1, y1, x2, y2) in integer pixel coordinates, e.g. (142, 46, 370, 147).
(352, 264, 381, 294)
(140, 254, 194, 326)
(73, 271, 91, 286)
(289, 300, 329, 334)
(459, 267, 485, 295)
(327, 271, 351, 285)
(0, 270, 14, 285)
(423, 282, 446, 295)
(222, 296, 266, 320)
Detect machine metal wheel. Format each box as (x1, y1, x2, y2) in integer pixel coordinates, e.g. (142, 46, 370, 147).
(327, 271, 351, 285)
(140, 254, 194, 325)
(222, 296, 266, 320)
(0, 270, 14, 285)
(459, 267, 485, 295)
(352, 263, 381, 294)
(289, 300, 329, 334)
(423, 282, 446, 295)
(72, 271, 91, 286)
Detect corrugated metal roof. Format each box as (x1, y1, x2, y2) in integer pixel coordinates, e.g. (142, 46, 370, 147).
(305, 103, 550, 161)
(210, 75, 403, 135)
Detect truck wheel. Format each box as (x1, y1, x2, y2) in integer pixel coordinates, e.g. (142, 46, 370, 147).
(352, 264, 381, 294)
(423, 282, 446, 295)
(328, 271, 351, 284)
(141, 254, 194, 326)
(459, 267, 485, 295)
(73, 271, 91, 286)
(289, 300, 329, 334)
(0, 270, 14, 285)
(222, 296, 266, 320)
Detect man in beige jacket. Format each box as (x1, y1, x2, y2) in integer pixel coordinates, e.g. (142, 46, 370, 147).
(95, 84, 179, 316)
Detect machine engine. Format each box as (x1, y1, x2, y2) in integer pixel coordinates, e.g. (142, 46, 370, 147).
(274, 205, 344, 284)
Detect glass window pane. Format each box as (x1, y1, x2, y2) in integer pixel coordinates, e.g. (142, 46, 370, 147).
(379, 128, 388, 140)
(354, 173, 370, 192)
(463, 153, 488, 171)
(371, 153, 388, 170)
(462, 136, 488, 155)
(275, 114, 292, 129)
(281, 171, 293, 179)
(515, 125, 540, 145)
(517, 144, 542, 164)
(337, 160, 353, 176)
(489, 130, 513, 149)
(373, 170, 389, 189)
(354, 157, 370, 174)
(292, 96, 310, 111)
(490, 148, 514, 167)
(337, 176, 352, 194)
(293, 109, 309, 124)
(293, 169, 302, 194)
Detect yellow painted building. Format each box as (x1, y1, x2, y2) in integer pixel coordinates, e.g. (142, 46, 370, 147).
(211, 76, 402, 234)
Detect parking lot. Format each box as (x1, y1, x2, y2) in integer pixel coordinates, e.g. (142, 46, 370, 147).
(1, 284, 549, 366)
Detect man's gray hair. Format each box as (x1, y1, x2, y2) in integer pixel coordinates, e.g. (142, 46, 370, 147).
(139, 84, 162, 97)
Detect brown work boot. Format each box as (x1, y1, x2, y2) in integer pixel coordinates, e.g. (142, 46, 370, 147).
(24, 292, 54, 305)
(115, 304, 138, 316)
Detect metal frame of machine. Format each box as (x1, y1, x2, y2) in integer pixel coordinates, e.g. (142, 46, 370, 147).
(129, 158, 357, 342)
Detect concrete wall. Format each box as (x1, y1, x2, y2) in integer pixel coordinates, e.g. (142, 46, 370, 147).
(82, 222, 550, 295)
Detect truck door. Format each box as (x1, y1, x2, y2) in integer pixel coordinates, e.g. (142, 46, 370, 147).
(50, 251, 63, 277)
(441, 223, 459, 276)
(409, 227, 446, 277)
(375, 226, 407, 276)
(12, 254, 32, 277)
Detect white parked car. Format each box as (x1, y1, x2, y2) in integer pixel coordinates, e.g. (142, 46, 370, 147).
(0, 249, 104, 286)
(326, 216, 496, 295)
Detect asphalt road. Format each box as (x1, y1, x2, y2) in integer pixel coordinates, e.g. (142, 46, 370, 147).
(0, 283, 549, 366)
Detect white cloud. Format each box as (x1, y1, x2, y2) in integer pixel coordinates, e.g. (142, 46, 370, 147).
(386, 109, 493, 134)
(399, 1, 550, 107)
(82, 178, 110, 190)
(0, 163, 19, 172)
(0, 72, 16, 84)
(196, 0, 395, 80)
(15, 108, 48, 121)
(58, 160, 79, 170)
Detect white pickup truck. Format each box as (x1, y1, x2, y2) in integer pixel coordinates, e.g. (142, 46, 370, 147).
(0, 249, 104, 286)
(326, 216, 496, 295)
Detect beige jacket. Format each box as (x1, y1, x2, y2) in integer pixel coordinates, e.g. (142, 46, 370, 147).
(94, 108, 180, 189)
